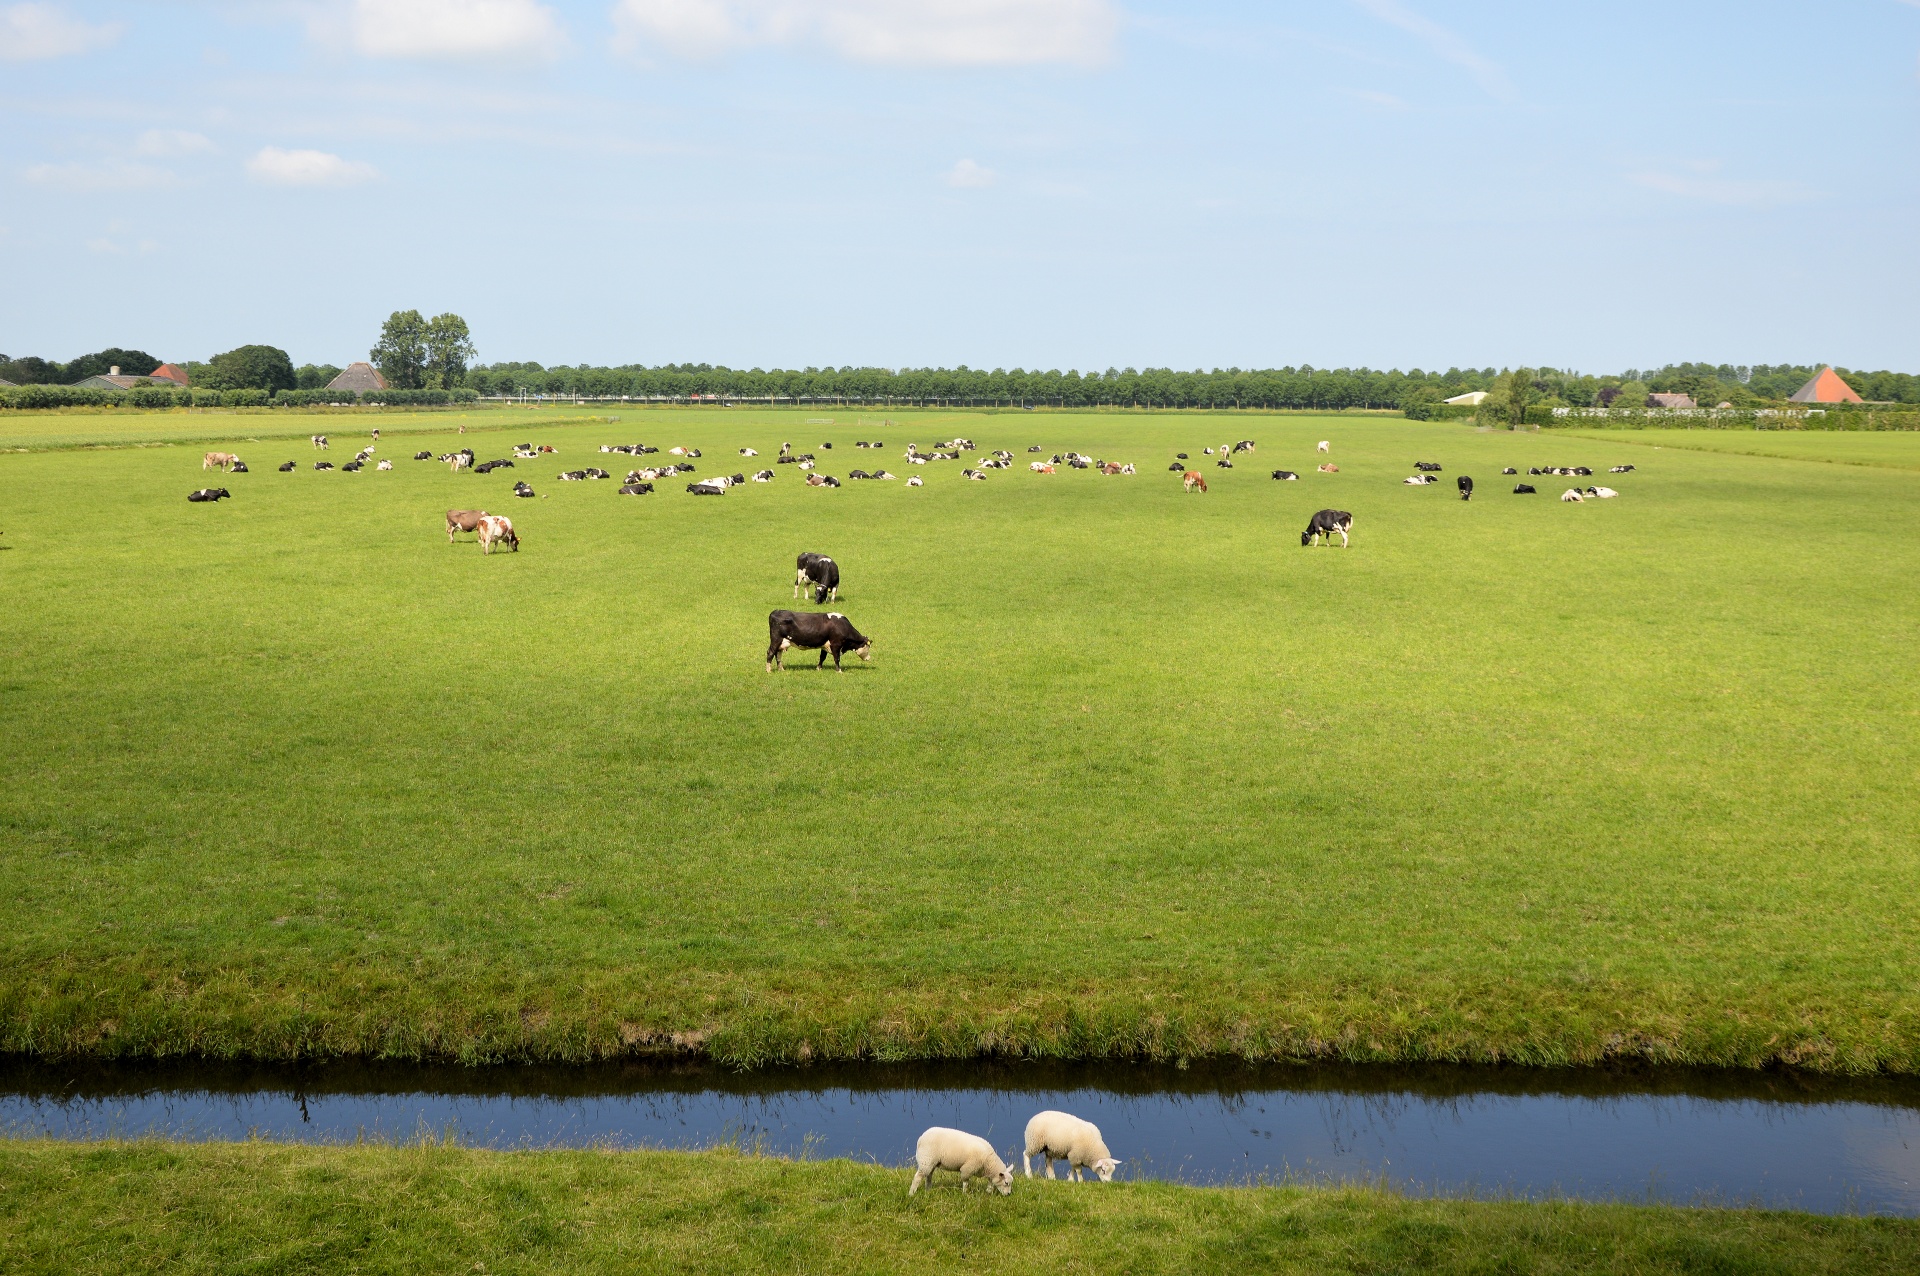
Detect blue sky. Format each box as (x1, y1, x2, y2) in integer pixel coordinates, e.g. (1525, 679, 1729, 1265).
(3, 1, 1917, 372)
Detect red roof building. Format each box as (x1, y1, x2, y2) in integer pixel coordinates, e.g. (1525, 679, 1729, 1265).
(150, 364, 190, 386)
(1787, 367, 1862, 404)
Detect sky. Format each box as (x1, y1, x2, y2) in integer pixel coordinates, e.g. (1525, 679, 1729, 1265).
(2, 1, 1917, 373)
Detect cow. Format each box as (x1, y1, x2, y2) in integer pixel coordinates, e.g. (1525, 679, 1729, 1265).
(1034, 462, 1056, 473)
(964, 469, 988, 481)
(872, 470, 896, 480)
(1513, 483, 1537, 494)
(1403, 475, 1436, 485)
(1215, 459, 1233, 468)
(448, 453, 471, 473)
(1301, 509, 1352, 547)
(416, 451, 434, 460)
(906, 475, 923, 486)
(203, 452, 239, 471)
(370, 429, 380, 442)
(314, 461, 333, 471)
(230, 461, 250, 473)
(1589, 486, 1619, 498)
(1028, 445, 1042, 452)
(687, 479, 727, 495)
(779, 441, 792, 456)
(1561, 488, 1585, 502)
(1316, 440, 1330, 453)
(1318, 463, 1339, 473)
(447, 509, 488, 541)
(1232, 440, 1256, 453)
(1100, 462, 1123, 475)
(795, 553, 840, 603)
(513, 482, 535, 498)
(477, 515, 519, 553)
(1272, 470, 1298, 480)
(311, 435, 328, 449)
(619, 482, 655, 495)
(377, 459, 393, 470)
(1175, 453, 1188, 459)
(342, 461, 364, 472)
(187, 488, 231, 502)
(751, 469, 774, 482)
(1610, 465, 1635, 473)
(559, 470, 587, 481)
(766, 610, 872, 672)
(1458, 475, 1474, 501)
(1502, 467, 1517, 475)
(1414, 461, 1442, 472)
(1182, 471, 1207, 493)
(1167, 462, 1185, 472)
(740, 447, 759, 456)
(278, 461, 296, 472)
(848, 469, 871, 480)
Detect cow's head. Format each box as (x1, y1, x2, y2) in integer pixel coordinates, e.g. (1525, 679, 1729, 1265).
(854, 637, 874, 663)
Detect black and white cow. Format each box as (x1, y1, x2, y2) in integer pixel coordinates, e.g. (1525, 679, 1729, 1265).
(1513, 483, 1537, 494)
(1414, 461, 1442, 472)
(1272, 470, 1299, 480)
(766, 610, 873, 671)
(187, 488, 231, 502)
(1611, 465, 1635, 473)
(794, 552, 840, 603)
(1300, 509, 1352, 547)
(278, 461, 297, 472)
(619, 481, 654, 495)
(687, 478, 727, 495)
(1458, 475, 1474, 501)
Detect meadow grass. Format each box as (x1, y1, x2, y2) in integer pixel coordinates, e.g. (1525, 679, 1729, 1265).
(0, 406, 612, 452)
(1557, 426, 1920, 471)
(1, 412, 1917, 1068)
(1, 1139, 1913, 1275)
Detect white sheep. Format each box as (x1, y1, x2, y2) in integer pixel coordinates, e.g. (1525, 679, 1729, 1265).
(909, 1127, 1013, 1196)
(1023, 1110, 1120, 1182)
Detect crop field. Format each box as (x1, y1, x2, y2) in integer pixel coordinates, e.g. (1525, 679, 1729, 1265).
(1, 410, 1916, 1068)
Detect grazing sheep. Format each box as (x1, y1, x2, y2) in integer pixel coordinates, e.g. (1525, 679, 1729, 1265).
(1023, 1111, 1120, 1182)
(910, 1128, 1014, 1196)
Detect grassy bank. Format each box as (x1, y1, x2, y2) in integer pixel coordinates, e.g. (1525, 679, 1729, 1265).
(0, 1139, 1912, 1274)
(1, 412, 1917, 1068)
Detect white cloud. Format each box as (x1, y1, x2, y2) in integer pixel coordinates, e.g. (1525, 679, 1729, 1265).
(350, 0, 566, 60)
(944, 157, 995, 187)
(1629, 169, 1813, 208)
(136, 130, 216, 158)
(0, 2, 121, 61)
(24, 160, 178, 192)
(246, 146, 379, 187)
(1349, 0, 1513, 102)
(612, 0, 1117, 67)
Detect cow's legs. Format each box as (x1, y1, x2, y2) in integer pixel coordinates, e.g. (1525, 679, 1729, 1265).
(1338, 527, 1350, 547)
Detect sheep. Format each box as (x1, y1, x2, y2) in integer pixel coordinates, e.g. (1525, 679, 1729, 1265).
(909, 1127, 1014, 1196)
(1022, 1110, 1119, 1181)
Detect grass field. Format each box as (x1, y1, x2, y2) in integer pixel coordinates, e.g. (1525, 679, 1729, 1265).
(1557, 427, 1920, 472)
(2, 1139, 1913, 1274)
(2, 410, 1917, 1068)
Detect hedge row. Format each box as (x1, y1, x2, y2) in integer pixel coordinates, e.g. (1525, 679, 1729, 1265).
(0, 386, 479, 411)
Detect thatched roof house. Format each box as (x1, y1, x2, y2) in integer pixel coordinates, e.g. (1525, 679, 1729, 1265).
(325, 362, 389, 395)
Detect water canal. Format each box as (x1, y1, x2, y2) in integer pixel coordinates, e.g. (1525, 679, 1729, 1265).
(3, 1059, 1915, 1215)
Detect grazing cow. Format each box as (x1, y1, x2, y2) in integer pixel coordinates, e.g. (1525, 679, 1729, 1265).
(447, 510, 490, 541)
(687, 479, 727, 495)
(766, 610, 873, 672)
(794, 552, 840, 603)
(477, 515, 519, 553)
(1301, 509, 1352, 547)
(751, 469, 774, 482)
(1414, 461, 1442, 472)
(906, 475, 924, 486)
(416, 451, 433, 461)
(203, 452, 239, 471)
(1561, 488, 1585, 502)
(619, 482, 654, 495)
(448, 453, 471, 473)
(1513, 483, 1537, 494)
(1610, 465, 1635, 473)
(187, 488, 231, 502)
(1317, 440, 1330, 453)
(311, 435, 328, 449)
(1458, 475, 1474, 501)
(1272, 470, 1298, 480)
(278, 461, 296, 472)
(1182, 471, 1208, 493)
(314, 461, 333, 471)
(1318, 463, 1339, 473)
(377, 459, 393, 470)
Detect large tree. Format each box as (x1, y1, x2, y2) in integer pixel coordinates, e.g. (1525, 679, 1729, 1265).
(1503, 366, 1532, 429)
(371, 310, 429, 390)
(65, 348, 162, 382)
(205, 344, 296, 393)
(425, 313, 476, 390)
(295, 363, 343, 390)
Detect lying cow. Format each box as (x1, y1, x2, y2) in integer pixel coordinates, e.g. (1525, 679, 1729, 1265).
(447, 509, 488, 542)
(619, 481, 654, 495)
(795, 552, 839, 603)
(477, 515, 519, 553)
(187, 488, 231, 502)
(766, 610, 872, 672)
(1513, 483, 1537, 493)
(687, 479, 728, 495)
(1301, 509, 1352, 547)
(1317, 463, 1338, 473)
(278, 461, 296, 472)
(1272, 470, 1299, 480)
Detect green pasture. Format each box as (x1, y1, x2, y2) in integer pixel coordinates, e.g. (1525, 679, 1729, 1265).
(2, 1140, 1912, 1275)
(2, 412, 1917, 1067)
(0, 405, 608, 452)
(1557, 426, 1920, 472)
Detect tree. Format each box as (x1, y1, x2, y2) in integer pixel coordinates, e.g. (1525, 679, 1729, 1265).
(1504, 367, 1532, 430)
(205, 344, 296, 393)
(424, 313, 475, 390)
(296, 363, 343, 390)
(64, 348, 161, 381)
(371, 310, 429, 390)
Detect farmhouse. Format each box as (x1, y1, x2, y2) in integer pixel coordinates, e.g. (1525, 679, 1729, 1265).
(1443, 390, 1488, 405)
(150, 363, 191, 386)
(69, 365, 187, 390)
(1787, 367, 1863, 404)
(325, 362, 389, 395)
(1647, 392, 1696, 409)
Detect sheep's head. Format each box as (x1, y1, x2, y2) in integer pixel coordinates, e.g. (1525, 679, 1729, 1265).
(990, 1163, 1014, 1195)
(1091, 1158, 1120, 1182)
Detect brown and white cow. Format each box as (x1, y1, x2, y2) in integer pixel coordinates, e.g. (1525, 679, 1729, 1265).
(446, 509, 488, 542)
(1182, 471, 1208, 493)
(477, 515, 519, 554)
(203, 452, 239, 471)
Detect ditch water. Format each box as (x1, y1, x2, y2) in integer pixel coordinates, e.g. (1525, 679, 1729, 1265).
(3, 1058, 1916, 1216)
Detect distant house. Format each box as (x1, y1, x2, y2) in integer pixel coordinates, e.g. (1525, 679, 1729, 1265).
(325, 362, 389, 395)
(0, 377, 15, 388)
(1647, 393, 1696, 409)
(70, 365, 186, 390)
(1787, 367, 1862, 404)
(150, 364, 190, 386)
(1443, 390, 1488, 406)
